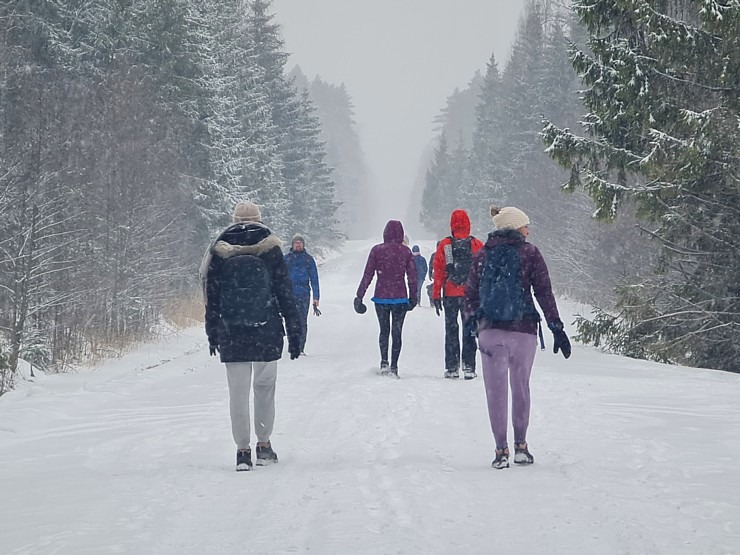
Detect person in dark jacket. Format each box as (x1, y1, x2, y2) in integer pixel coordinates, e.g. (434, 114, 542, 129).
(411, 245, 428, 307)
(426, 242, 438, 307)
(355, 220, 418, 377)
(204, 201, 301, 471)
(432, 210, 484, 380)
(284, 234, 320, 355)
(465, 206, 571, 470)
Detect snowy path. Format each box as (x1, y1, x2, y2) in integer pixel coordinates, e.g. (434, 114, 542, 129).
(2, 241, 740, 554)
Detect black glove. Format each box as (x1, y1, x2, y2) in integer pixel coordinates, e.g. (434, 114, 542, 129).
(354, 297, 367, 314)
(548, 320, 571, 359)
(433, 298, 443, 316)
(313, 305, 322, 317)
(288, 339, 301, 360)
(208, 337, 219, 357)
(407, 298, 417, 311)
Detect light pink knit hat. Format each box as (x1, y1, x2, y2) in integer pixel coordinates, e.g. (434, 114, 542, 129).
(233, 201, 262, 223)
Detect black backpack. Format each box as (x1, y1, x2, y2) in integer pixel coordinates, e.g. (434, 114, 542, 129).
(478, 244, 539, 322)
(219, 253, 275, 328)
(445, 236, 474, 286)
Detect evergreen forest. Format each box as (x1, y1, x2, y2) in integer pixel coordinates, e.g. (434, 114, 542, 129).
(420, 0, 739, 372)
(0, 0, 366, 392)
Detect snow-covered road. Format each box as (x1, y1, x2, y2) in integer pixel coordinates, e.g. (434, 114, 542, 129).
(2, 241, 740, 554)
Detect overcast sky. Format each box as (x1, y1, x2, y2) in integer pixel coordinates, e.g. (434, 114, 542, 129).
(272, 0, 526, 233)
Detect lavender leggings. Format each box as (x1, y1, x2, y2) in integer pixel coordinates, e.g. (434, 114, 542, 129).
(478, 328, 537, 450)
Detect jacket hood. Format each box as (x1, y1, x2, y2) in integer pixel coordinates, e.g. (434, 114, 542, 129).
(383, 220, 405, 244)
(450, 209, 471, 238)
(212, 224, 283, 258)
(485, 228, 526, 248)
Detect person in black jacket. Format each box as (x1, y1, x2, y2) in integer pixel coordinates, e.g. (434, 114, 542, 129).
(426, 242, 438, 307)
(204, 201, 301, 471)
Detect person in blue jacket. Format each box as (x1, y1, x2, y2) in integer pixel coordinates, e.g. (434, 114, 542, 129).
(412, 245, 428, 307)
(284, 234, 320, 355)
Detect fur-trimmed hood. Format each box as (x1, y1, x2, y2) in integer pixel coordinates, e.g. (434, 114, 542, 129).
(199, 223, 283, 303)
(213, 233, 283, 258)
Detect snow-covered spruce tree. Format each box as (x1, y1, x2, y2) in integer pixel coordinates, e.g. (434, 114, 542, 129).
(415, 74, 484, 236)
(246, 0, 294, 237)
(542, 0, 740, 371)
(283, 89, 341, 249)
(197, 0, 278, 233)
(420, 134, 459, 236)
(468, 53, 508, 232)
(497, 1, 550, 210)
(433, 72, 485, 151)
(305, 75, 371, 239)
(248, 0, 340, 244)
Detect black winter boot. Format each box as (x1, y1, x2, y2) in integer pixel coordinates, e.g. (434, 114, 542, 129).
(236, 449, 253, 472)
(256, 442, 279, 465)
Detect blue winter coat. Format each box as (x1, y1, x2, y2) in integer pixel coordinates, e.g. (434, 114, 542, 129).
(284, 250, 320, 300)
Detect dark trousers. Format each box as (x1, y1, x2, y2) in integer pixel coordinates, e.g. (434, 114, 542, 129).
(443, 296, 477, 371)
(375, 303, 408, 368)
(294, 295, 310, 352)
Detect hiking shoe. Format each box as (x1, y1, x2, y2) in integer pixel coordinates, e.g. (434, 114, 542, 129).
(444, 370, 460, 379)
(380, 364, 399, 378)
(380, 360, 389, 370)
(256, 443, 278, 466)
(236, 449, 253, 472)
(463, 369, 477, 380)
(514, 443, 534, 465)
(492, 448, 510, 469)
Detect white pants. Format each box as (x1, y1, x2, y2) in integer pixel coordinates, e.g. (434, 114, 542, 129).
(225, 361, 278, 450)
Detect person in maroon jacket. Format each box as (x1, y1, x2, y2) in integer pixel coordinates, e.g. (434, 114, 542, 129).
(355, 220, 418, 377)
(465, 206, 571, 470)
(432, 209, 484, 379)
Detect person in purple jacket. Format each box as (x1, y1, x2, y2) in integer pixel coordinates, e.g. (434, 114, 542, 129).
(355, 220, 418, 377)
(465, 206, 571, 469)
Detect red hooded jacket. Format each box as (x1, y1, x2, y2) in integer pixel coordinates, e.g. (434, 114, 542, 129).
(432, 210, 483, 299)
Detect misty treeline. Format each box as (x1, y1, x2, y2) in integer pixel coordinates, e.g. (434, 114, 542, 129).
(289, 67, 373, 239)
(421, 0, 739, 372)
(0, 0, 364, 393)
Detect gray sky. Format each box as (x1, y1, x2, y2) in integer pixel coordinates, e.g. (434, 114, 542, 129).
(272, 0, 526, 233)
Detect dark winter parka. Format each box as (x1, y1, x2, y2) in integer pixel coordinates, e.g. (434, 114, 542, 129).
(464, 229, 560, 336)
(205, 223, 301, 363)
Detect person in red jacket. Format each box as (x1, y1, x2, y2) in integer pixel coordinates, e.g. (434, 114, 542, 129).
(432, 209, 484, 379)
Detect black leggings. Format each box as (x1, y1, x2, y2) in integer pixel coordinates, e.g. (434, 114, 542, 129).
(375, 303, 408, 368)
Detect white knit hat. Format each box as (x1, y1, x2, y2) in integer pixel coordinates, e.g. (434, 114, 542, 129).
(233, 201, 261, 223)
(491, 206, 530, 230)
